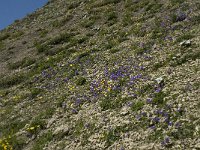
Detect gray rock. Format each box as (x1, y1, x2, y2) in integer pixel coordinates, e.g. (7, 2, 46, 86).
(120, 106, 129, 115)
(176, 12, 187, 22)
(53, 124, 69, 136)
(47, 117, 56, 128)
(180, 40, 191, 47)
(195, 143, 200, 148)
(155, 77, 164, 85)
(155, 76, 165, 88)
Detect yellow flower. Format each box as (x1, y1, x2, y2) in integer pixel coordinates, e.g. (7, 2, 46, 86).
(27, 127, 35, 131)
(70, 64, 73, 67)
(69, 86, 75, 91)
(108, 87, 111, 92)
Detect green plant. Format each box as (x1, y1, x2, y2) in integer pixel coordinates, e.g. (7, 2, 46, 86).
(134, 42, 152, 55)
(175, 33, 194, 43)
(12, 31, 24, 39)
(0, 73, 27, 89)
(0, 42, 5, 51)
(77, 51, 90, 60)
(93, 0, 121, 7)
(51, 14, 73, 28)
(35, 42, 49, 53)
(170, 51, 200, 67)
(131, 101, 145, 111)
(100, 90, 122, 111)
(30, 117, 46, 130)
(32, 131, 53, 150)
(170, 122, 195, 140)
(73, 119, 84, 136)
(8, 57, 36, 70)
(68, 1, 80, 9)
(39, 29, 48, 37)
(145, 3, 162, 13)
(122, 12, 133, 26)
(170, 0, 184, 5)
(81, 19, 95, 28)
(103, 128, 120, 147)
(152, 91, 167, 105)
(191, 15, 200, 25)
(0, 119, 27, 136)
(147, 130, 163, 141)
(110, 48, 120, 53)
(48, 32, 74, 45)
(9, 136, 26, 150)
(106, 11, 118, 26)
(30, 88, 43, 99)
(0, 33, 10, 41)
(107, 11, 117, 21)
(152, 62, 166, 71)
(76, 77, 87, 86)
(103, 40, 118, 50)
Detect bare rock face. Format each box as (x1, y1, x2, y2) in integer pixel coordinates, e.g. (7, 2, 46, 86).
(53, 124, 69, 137)
(180, 40, 191, 47)
(176, 12, 187, 22)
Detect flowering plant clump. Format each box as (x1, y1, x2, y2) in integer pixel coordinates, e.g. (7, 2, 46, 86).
(0, 137, 12, 150)
(26, 125, 40, 135)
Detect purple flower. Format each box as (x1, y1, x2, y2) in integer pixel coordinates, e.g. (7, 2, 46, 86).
(140, 42, 145, 48)
(153, 117, 160, 123)
(161, 22, 166, 28)
(136, 114, 141, 120)
(127, 101, 133, 107)
(176, 12, 187, 22)
(84, 123, 90, 128)
(163, 112, 169, 117)
(120, 146, 125, 150)
(62, 102, 66, 109)
(75, 98, 82, 106)
(136, 74, 142, 79)
(155, 87, 161, 93)
(175, 122, 181, 128)
(161, 137, 170, 147)
(104, 68, 109, 76)
(165, 137, 170, 143)
(146, 98, 152, 104)
(149, 125, 156, 130)
(141, 112, 147, 117)
(130, 76, 136, 81)
(63, 77, 69, 82)
(164, 117, 169, 123)
(139, 66, 145, 70)
(168, 121, 173, 126)
(72, 108, 78, 114)
(110, 73, 118, 80)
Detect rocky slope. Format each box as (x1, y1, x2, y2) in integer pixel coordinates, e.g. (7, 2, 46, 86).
(0, 0, 200, 149)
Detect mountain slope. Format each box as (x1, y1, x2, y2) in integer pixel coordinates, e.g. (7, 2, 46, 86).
(0, 0, 200, 149)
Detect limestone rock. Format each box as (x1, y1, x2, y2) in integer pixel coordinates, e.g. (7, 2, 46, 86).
(53, 124, 69, 136)
(180, 40, 191, 47)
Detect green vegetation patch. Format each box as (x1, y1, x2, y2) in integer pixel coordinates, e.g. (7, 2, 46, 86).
(0, 33, 10, 41)
(102, 128, 120, 147)
(0, 73, 27, 89)
(131, 101, 145, 111)
(32, 131, 53, 150)
(8, 57, 36, 70)
(175, 33, 194, 43)
(152, 91, 167, 106)
(76, 77, 87, 86)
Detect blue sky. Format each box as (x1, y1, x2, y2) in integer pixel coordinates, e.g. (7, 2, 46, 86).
(0, 0, 48, 30)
